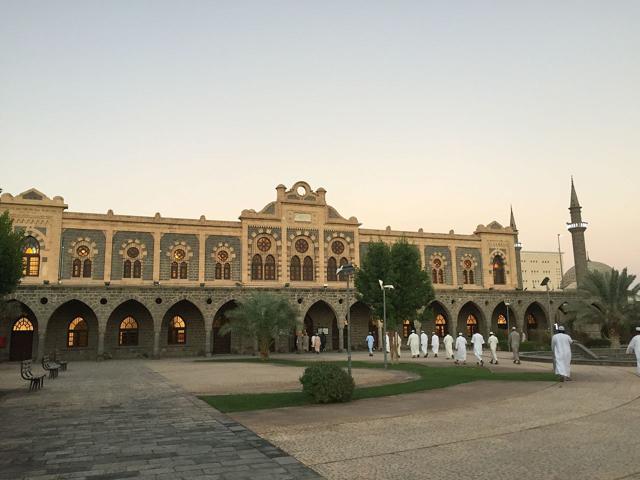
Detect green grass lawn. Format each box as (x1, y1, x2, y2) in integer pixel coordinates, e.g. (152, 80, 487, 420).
(199, 359, 556, 413)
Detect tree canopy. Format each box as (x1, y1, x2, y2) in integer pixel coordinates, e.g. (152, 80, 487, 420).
(220, 291, 299, 359)
(355, 239, 435, 330)
(0, 211, 23, 297)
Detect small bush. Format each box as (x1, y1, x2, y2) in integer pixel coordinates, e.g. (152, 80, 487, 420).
(584, 338, 611, 348)
(299, 363, 355, 404)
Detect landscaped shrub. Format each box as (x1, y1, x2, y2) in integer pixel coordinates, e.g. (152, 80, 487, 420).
(584, 338, 612, 348)
(299, 363, 355, 404)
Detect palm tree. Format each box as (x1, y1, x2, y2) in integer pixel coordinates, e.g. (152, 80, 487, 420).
(571, 268, 640, 347)
(219, 292, 299, 360)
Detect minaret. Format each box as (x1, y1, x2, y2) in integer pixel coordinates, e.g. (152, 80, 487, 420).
(567, 177, 589, 288)
(510, 206, 523, 289)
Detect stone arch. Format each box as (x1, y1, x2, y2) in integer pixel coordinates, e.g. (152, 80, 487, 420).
(304, 300, 339, 351)
(106, 300, 154, 358)
(46, 300, 99, 360)
(1, 300, 39, 361)
(427, 300, 452, 337)
(160, 300, 205, 357)
(212, 300, 238, 354)
(524, 301, 548, 341)
(348, 301, 376, 351)
(491, 302, 517, 339)
(457, 301, 485, 337)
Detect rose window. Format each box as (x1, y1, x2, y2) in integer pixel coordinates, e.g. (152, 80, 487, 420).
(433, 258, 442, 268)
(173, 249, 186, 261)
(331, 241, 345, 255)
(127, 247, 140, 258)
(257, 237, 271, 252)
(217, 250, 229, 262)
(464, 259, 472, 269)
(295, 239, 309, 253)
(77, 246, 90, 257)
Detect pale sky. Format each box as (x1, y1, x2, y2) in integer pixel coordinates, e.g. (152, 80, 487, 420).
(1, 1, 639, 277)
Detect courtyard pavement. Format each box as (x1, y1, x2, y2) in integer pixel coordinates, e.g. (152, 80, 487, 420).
(0, 360, 322, 480)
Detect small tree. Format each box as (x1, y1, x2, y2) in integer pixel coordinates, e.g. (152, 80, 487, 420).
(570, 268, 639, 348)
(355, 239, 435, 362)
(219, 291, 299, 360)
(0, 211, 23, 298)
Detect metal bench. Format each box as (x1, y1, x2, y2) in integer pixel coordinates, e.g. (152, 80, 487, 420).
(41, 355, 60, 379)
(21, 360, 45, 391)
(53, 351, 68, 371)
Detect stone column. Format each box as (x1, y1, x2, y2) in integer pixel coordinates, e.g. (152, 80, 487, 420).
(198, 232, 206, 284)
(36, 331, 46, 362)
(153, 330, 160, 357)
(104, 229, 113, 283)
(338, 323, 345, 353)
(153, 231, 161, 283)
(451, 246, 459, 286)
(318, 230, 326, 284)
(97, 326, 106, 358)
(204, 326, 212, 357)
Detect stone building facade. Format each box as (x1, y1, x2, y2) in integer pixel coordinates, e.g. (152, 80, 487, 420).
(0, 181, 579, 361)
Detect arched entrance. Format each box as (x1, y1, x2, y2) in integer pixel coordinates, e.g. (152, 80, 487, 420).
(46, 300, 99, 361)
(213, 301, 237, 354)
(524, 302, 548, 341)
(491, 302, 517, 341)
(428, 301, 451, 337)
(4, 301, 38, 361)
(161, 300, 205, 357)
(349, 302, 375, 350)
(304, 301, 338, 351)
(106, 300, 154, 359)
(457, 302, 484, 337)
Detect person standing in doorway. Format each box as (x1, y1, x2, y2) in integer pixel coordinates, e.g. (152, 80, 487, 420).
(302, 331, 309, 352)
(320, 331, 327, 352)
(509, 326, 521, 364)
(313, 332, 321, 354)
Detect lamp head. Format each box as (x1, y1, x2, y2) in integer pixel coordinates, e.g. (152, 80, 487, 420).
(540, 277, 550, 287)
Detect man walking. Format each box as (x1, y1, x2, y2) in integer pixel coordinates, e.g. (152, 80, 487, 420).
(509, 326, 521, 364)
(420, 330, 429, 358)
(471, 331, 485, 366)
(488, 331, 499, 364)
(430, 331, 439, 358)
(407, 329, 420, 358)
(552, 326, 573, 381)
(626, 326, 640, 376)
(365, 332, 375, 357)
(454, 333, 467, 365)
(444, 332, 454, 359)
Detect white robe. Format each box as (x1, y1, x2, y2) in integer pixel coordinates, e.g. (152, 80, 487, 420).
(366, 335, 375, 353)
(395, 333, 402, 357)
(626, 334, 640, 376)
(407, 333, 420, 356)
(385, 334, 390, 353)
(454, 336, 467, 362)
(551, 333, 573, 377)
(444, 334, 454, 358)
(420, 333, 429, 356)
(488, 335, 499, 362)
(471, 333, 484, 361)
(431, 335, 440, 355)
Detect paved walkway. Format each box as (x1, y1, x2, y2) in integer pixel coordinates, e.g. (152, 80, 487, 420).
(0, 361, 322, 480)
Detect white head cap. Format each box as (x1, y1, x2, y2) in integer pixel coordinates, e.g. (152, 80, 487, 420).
(512, 326, 517, 330)
(558, 326, 565, 332)
(636, 326, 640, 332)
(458, 332, 463, 336)
(489, 331, 494, 335)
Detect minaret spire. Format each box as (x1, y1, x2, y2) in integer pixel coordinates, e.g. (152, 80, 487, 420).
(567, 177, 588, 288)
(510, 205, 517, 230)
(510, 205, 523, 289)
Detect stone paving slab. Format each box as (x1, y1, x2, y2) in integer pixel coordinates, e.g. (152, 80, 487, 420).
(0, 360, 322, 480)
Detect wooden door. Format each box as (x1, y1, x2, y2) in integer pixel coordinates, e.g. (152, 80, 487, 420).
(10, 331, 33, 361)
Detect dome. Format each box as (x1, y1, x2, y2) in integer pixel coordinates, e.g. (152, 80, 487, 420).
(561, 260, 613, 289)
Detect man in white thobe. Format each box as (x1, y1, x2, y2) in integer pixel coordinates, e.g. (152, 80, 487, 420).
(430, 332, 439, 358)
(551, 326, 573, 381)
(509, 326, 521, 364)
(625, 326, 640, 376)
(407, 330, 420, 358)
(420, 330, 429, 358)
(471, 331, 485, 366)
(395, 332, 402, 358)
(385, 333, 391, 353)
(454, 333, 467, 365)
(488, 331, 499, 364)
(365, 332, 375, 357)
(444, 333, 454, 359)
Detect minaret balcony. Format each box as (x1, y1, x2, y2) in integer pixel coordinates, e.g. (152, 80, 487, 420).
(566, 221, 588, 230)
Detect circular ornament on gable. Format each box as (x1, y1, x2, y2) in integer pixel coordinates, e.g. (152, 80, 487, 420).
(173, 249, 186, 261)
(77, 246, 90, 257)
(331, 241, 345, 255)
(257, 237, 271, 252)
(217, 251, 229, 262)
(433, 258, 442, 268)
(127, 247, 140, 259)
(295, 239, 309, 253)
(464, 259, 472, 269)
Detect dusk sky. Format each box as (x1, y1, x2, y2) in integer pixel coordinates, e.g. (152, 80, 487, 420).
(1, 1, 638, 277)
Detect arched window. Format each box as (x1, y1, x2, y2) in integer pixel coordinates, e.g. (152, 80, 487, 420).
(327, 257, 337, 281)
(435, 314, 447, 337)
(438, 269, 444, 283)
(466, 314, 478, 336)
(22, 236, 40, 277)
(171, 262, 178, 279)
(290, 256, 301, 281)
(123, 260, 132, 278)
(497, 314, 507, 329)
(303, 256, 314, 281)
(168, 315, 186, 345)
(72, 259, 82, 278)
(431, 258, 444, 284)
(179, 262, 187, 279)
(67, 317, 88, 348)
(215, 263, 222, 279)
(264, 255, 276, 280)
(13, 317, 34, 331)
(492, 255, 506, 285)
(119, 316, 138, 346)
(402, 319, 412, 338)
(83, 259, 92, 278)
(251, 254, 263, 280)
(469, 270, 475, 284)
(338, 257, 349, 281)
(133, 260, 142, 279)
(527, 313, 537, 329)
(462, 259, 475, 285)
(223, 262, 231, 280)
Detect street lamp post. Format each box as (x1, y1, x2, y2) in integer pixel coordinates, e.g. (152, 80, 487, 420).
(378, 280, 394, 369)
(337, 263, 356, 377)
(540, 277, 553, 336)
(505, 301, 511, 352)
